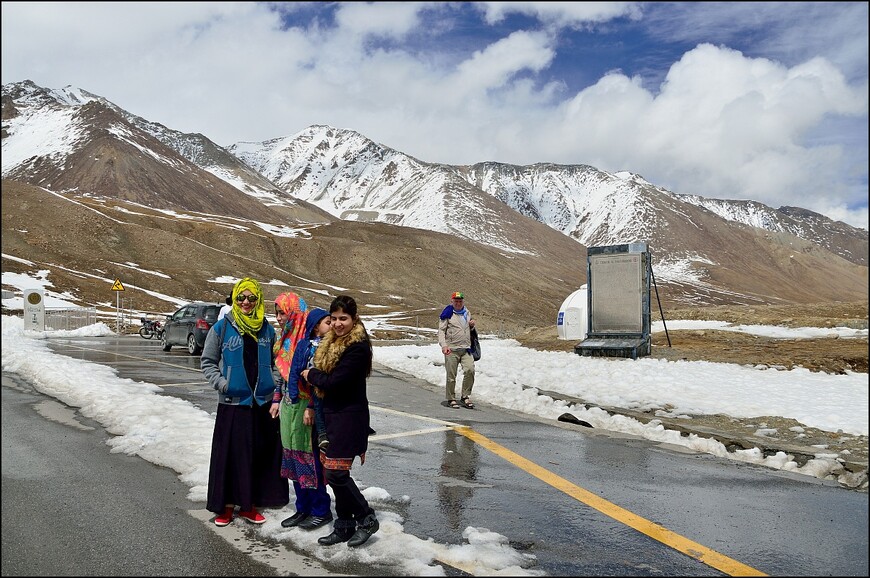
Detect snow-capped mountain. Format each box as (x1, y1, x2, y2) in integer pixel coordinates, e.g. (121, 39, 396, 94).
(223, 126, 867, 271)
(463, 163, 867, 267)
(1, 80, 329, 224)
(217, 121, 867, 266)
(460, 163, 668, 249)
(2, 79, 867, 313)
(221, 124, 867, 299)
(228, 127, 549, 254)
(670, 195, 867, 266)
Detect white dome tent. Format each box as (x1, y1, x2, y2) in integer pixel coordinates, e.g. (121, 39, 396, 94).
(556, 284, 588, 341)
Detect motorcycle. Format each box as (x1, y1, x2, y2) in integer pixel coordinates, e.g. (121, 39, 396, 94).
(139, 317, 164, 340)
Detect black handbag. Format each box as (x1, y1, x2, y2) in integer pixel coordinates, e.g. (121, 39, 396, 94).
(469, 327, 481, 361)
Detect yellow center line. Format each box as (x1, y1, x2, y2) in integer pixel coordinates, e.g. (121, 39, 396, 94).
(456, 426, 768, 577)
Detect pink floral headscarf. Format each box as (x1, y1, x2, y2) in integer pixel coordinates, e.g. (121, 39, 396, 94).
(273, 292, 308, 381)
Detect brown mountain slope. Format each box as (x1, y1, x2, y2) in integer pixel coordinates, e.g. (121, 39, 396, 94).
(1, 179, 589, 334)
(632, 188, 869, 305)
(3, 177, 868, 335)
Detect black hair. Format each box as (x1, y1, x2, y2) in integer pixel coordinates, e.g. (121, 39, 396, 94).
(329, 294, 358, 318)
(329, 294, 372, 376)
(225, 296, 232, 305)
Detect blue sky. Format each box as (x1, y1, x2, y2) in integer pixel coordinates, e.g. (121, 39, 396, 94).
(1, 2, 867, 229)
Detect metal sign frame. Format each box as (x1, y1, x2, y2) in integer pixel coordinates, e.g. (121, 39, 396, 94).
(587, 243, 650, 337)
(576, 242, 652, 358)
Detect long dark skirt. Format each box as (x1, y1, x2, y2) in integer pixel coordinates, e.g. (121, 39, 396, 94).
(206, 402, 289, 514)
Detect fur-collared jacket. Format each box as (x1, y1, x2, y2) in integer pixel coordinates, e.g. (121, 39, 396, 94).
(306, 321, 373, 459)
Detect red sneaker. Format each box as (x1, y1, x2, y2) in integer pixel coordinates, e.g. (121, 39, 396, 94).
(214, 507, 234, 527)
(238, 509, 266, 524)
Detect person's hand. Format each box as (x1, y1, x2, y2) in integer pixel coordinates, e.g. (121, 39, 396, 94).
(469, 319, 476, 328)
(303, 408, 314, 426)
(300, 369, 309, 382)
(359, 452, 366, 465)
(269, 402, 279, 419)
(442, 346, 451, 355)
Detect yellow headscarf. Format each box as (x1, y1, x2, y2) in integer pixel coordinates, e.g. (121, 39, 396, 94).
(231, 277, 265, 338)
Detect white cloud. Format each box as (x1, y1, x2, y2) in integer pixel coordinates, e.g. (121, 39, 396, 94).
(333, 1, 423, 38)
(476, 2, 642, 27)
(453, 31, 555, 95)
(532, 44, 867, 224)
(1, 2, 866, 228)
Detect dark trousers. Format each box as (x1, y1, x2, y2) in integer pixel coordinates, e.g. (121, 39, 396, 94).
(324, 468, 371, 521)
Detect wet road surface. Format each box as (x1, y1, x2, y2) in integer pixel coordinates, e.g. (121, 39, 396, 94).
(7, 334, 868, 576)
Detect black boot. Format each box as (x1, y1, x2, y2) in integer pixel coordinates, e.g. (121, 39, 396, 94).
(347, 512, 379, 548)
(317, 519, 356, 546)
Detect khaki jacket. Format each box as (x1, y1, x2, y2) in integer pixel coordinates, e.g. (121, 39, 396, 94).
(438, 309, 472, 350)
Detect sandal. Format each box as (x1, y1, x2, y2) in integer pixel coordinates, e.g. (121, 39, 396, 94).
(460, 397, 474, 409)
(448, 400, 460, 409)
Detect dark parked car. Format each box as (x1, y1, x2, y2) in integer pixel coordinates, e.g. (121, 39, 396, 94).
(161, 302, 221, 355)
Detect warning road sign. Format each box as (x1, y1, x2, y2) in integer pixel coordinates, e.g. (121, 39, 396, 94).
(111, 279, 125, 291)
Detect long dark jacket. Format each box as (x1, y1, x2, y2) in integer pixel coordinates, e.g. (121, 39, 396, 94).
(306, 327, 372, 459)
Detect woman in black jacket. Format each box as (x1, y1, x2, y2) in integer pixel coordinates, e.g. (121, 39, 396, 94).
(300, 295, 379, 548)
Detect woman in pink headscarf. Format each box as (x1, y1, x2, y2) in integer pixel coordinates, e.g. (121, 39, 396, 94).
(272, 292, 309, 390)
(268, 292, 331, 528)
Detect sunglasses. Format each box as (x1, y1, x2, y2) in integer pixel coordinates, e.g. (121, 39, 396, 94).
(236, 294, 259, 303)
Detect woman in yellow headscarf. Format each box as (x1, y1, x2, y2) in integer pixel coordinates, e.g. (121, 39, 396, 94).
(201, 277, 289, 527)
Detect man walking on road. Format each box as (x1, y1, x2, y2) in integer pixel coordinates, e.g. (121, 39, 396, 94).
(438, 291, 476, 409)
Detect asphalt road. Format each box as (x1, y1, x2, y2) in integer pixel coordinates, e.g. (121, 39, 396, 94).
(2, 335, 868, 576)
(1, 373, 280, 576)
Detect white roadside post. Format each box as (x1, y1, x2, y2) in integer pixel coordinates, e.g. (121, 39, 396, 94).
(23, 289, 45, 331)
